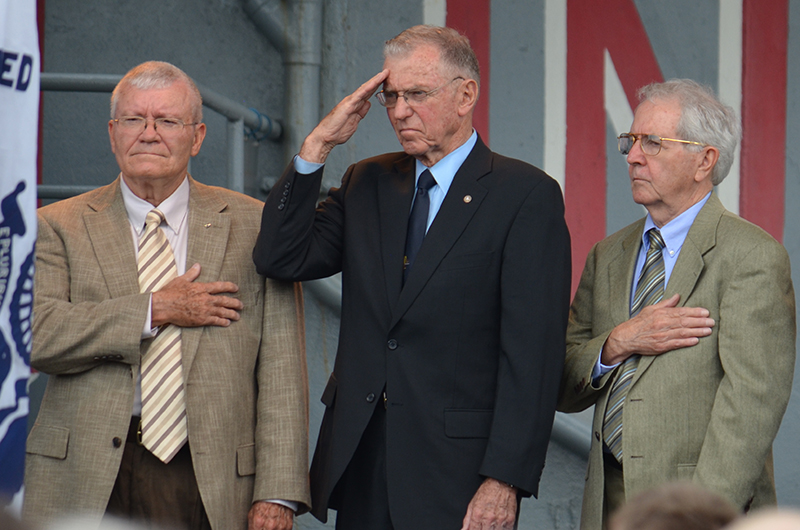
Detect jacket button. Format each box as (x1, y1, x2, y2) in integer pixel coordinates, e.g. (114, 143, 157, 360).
(595, 431, 601, 441)
(366, 393, 375, 403)
(387, 339, 398, 350)
(112, 437, 122, 448)
(278, 204, 285, 210)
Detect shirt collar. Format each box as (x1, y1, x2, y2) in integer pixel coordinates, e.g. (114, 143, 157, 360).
(121, 174, 190, 237)
(415, 130, 478, 191)
(642, 191, 711, 254)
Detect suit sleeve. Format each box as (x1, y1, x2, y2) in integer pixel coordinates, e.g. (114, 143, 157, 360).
(32, 212, 150, 375)
(253, 278, 312, 511)
(253, 163, 348, 281)
(478, 176, 572, 497)
(558, 243, 616, 413)
(694, 238, 796, 507)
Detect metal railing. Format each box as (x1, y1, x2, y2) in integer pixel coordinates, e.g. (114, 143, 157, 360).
(39, 72, 282, 198)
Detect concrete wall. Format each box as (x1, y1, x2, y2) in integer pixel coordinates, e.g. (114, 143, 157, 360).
(34, 0, 800, 528)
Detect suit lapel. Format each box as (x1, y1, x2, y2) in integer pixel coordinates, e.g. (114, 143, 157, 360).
(390, 139, 491, 328)
(181, 177, 230, 376)
(379, 157, 416, 307)
(634, 194, 723, 381)
(84, 178, 140, 299)
(607, 222, 645, 329)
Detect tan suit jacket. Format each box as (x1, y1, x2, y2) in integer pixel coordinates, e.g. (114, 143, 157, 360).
(23, 177, 311, 529)
(559, 194, 795, 529)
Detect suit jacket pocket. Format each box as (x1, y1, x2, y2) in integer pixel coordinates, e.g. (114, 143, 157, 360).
(26, 424, 69, 459)
(444, 409, 493, 438)
(321, 373, 337, 407)
(237, 443, 256, 476)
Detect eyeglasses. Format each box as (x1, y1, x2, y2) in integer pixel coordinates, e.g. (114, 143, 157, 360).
(113, 116, 198, 134)
(617, 133, 706, 156)
(375, 77, 464, 108)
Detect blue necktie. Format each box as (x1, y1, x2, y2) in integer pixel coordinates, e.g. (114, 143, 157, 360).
(403, 169, 436, 283)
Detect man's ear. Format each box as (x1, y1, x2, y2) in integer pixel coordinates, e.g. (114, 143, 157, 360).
(191, 123, 207, 157)
(695, 146, 720, 183)
(457, 79, 479, 117)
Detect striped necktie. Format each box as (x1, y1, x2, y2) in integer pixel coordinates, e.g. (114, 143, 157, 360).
(602, 228, 666, 462)
(138, 209, 187, 463)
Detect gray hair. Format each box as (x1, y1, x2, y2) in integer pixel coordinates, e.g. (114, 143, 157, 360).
(110, 61, 203, 123)
(638, 79, 740, 185)
(384, 25, 480, 86)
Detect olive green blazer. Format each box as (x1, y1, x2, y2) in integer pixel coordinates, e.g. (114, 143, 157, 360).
(560, 193, 796, 529)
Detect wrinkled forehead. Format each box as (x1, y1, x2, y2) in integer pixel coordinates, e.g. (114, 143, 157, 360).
(382, 45, 448, 89)
(115, 82, 194, 117)
(631, 97, 682, 136)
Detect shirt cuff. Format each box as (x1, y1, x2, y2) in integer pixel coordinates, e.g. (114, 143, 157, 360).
(293, 154, 324, 175)
(141, 294, 158, 339)
(592, 348, 620, 381)
(258, 499, 298, 513)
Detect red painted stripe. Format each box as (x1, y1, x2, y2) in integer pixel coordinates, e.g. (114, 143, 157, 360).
(447, 0, 491, 145)
(565, 0, 663, 295)
(740, 0, 787, 242)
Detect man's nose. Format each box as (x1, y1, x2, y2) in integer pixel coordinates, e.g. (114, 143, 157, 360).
(391, 96, 414, 119)
(140, 119, 161, 139)
(626, 137, 645, 165)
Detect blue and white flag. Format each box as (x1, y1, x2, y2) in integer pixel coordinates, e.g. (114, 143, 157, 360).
(0, 0, 39, 512)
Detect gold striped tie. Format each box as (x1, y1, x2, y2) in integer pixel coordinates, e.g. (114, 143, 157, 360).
(138, 209, 187, 463)
(602, 228, 665, 462)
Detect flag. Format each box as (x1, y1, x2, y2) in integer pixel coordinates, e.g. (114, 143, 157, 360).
(0, 0, 39, 513)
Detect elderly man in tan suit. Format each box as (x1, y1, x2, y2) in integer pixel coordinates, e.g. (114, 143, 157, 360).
(23, 61, 310, 530)
(559, 79, 795, 529)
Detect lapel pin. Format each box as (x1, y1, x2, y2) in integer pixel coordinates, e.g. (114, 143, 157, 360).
(463, 195, 472, 203)
(204, 223, 212, 228)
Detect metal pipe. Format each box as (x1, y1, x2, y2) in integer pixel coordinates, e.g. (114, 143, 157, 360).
(242, 0, 323, 165)
(37, 185, 98, 200)
(241, 0, 285, 53)
(551, 413, 592, 458)
(40, 72, 282, 141)
(227, 118, 246, 192)
(283, 0, 323, 163)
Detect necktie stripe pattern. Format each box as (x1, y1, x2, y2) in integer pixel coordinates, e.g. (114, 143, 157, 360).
(602, 228, 665, 461)
(403, 169, 436, 283)
(138, 209, 187, 463)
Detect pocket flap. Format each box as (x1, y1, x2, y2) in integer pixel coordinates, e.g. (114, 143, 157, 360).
(26, 424, 69, 459)
(237, 443, 256, 476)
(444, 409, 493, 439)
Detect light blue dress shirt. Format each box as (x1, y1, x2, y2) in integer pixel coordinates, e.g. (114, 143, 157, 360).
(294, 131, 479, 231)
(593, 191, 712, 377)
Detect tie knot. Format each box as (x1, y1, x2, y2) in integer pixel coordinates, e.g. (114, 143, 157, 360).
(418, 170, 436, 192)
(145, 209, 166, 230)
(647, 228, 665, 252)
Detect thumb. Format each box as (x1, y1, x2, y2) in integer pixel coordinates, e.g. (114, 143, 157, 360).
(461, 504, 473, 530)
(657, 293, 681, 308)
(181, 263, 202, 282)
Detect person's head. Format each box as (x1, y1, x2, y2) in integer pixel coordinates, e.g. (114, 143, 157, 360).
(108, 61, 206, 204)
(610, 481, 738, 530)
(379, 25, 480, 167)
(623, 79, 740, 226)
